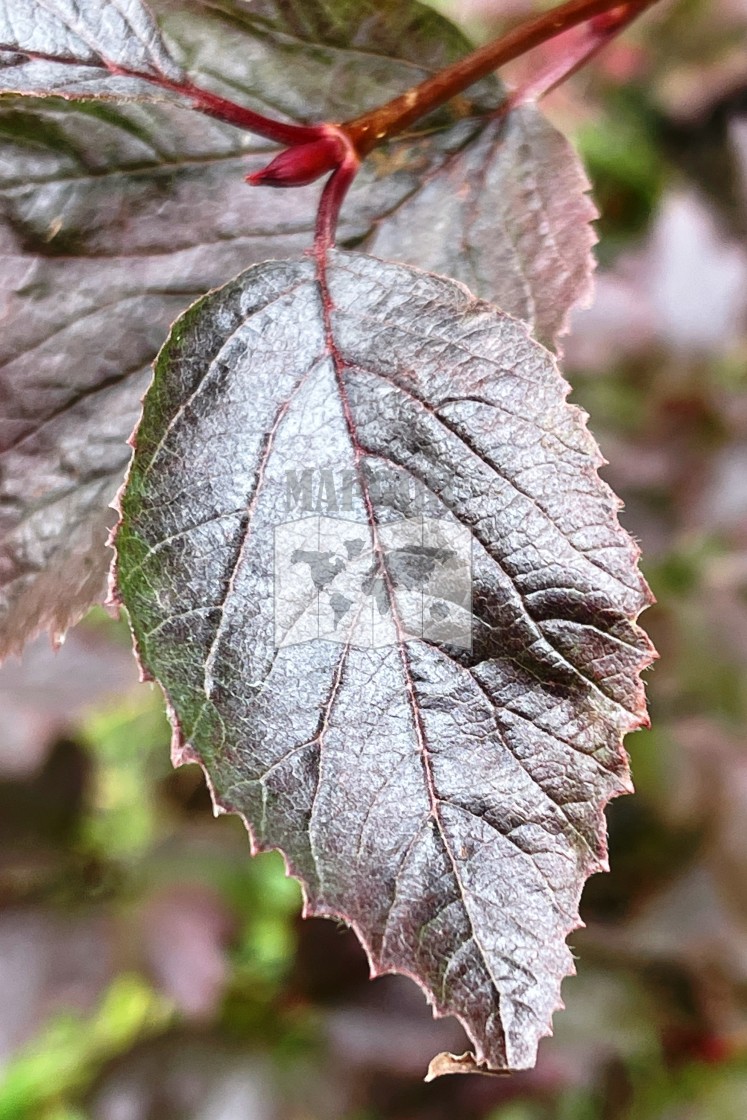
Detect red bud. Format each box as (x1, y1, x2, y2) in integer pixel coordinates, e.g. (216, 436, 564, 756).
(247, 134, 344, 188)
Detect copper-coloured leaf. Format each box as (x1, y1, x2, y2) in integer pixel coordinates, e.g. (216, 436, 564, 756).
(366, 104, 598, 349)
(114, 251, 654, 1074)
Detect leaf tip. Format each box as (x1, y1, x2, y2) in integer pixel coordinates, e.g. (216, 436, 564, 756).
(50, 627, 67, 652)
(425, 1051, 510, 1081)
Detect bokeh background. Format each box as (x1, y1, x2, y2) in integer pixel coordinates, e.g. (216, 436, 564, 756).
(2, 0, 747, 1116)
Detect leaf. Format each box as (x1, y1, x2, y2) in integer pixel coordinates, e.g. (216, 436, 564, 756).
(114, 251, 654, 1074)
(425, 1051, 500, 1080)
(0, 0, 185, 100)
(0, 100, 260, 656)
(366, 103, 598, 350)
(0, 0, 485, 111)
(0, 0, 501, 656)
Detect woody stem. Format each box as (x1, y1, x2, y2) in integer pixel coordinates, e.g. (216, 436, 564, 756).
(342, 0, 658, 156)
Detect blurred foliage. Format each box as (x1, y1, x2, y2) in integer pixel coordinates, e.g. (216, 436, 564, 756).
(80, 694, 170, 861)
(2, 0, 747, 1117)
(0, 977, 172, 1120)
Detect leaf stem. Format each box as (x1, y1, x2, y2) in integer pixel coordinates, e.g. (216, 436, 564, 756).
(175, 81, 328, 146)
(341, 0, 658, 156)
(314, 146, 361, 256)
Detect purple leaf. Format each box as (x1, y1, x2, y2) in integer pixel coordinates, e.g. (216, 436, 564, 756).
(366, 104, 598, 350)
(114, 251, 654, 1074)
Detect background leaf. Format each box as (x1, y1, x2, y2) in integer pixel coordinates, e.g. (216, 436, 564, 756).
(0, 0, 184, 99)
(114, 250, 653, 1074)
(367, 103, 598, 350)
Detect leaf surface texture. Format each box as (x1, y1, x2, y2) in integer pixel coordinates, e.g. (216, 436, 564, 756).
(115, 251, 653, 1073)
(0, 0, 184, 98)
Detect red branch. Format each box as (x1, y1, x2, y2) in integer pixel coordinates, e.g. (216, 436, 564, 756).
(341, 0, 658, 156)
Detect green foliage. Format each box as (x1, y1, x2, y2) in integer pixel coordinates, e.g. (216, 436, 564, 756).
(0, 977, 171, 1120)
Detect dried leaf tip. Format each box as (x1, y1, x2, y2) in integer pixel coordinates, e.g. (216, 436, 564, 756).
(425, 1051, 510, 1080)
